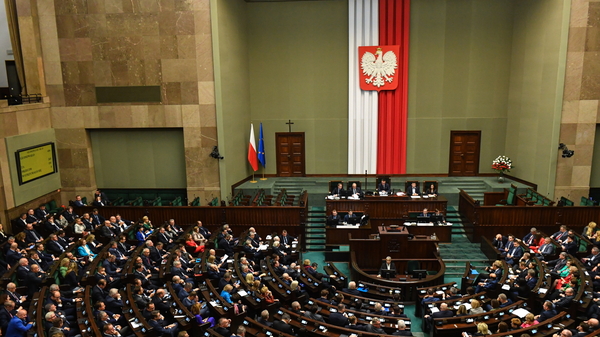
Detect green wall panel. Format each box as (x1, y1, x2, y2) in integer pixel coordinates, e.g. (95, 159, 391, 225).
(90, 129, 186, 188)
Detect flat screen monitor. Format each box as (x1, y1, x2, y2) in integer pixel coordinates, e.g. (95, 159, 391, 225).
(411, 269, 427, 279)
(327, 218, 341, 227)
(430, 215, 444, 224)
(416, 216, 431, 223)
(381, 270, 396, 279)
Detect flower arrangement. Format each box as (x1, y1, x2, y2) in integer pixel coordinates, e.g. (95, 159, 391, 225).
(492, 155, 512, 173)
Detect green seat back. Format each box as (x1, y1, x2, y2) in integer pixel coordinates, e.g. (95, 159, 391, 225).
(82, 197, 87, 205)
(581, 197, 589, 206)
(526, 189, 533, 198)
(543, 198, 551, 206)
(507, 191, 515, 205)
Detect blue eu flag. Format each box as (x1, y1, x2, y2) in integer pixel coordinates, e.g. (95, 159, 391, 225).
(258, 123, 266, 167)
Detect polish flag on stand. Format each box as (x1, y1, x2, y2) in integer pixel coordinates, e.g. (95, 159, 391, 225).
(248, 124, 259, 171)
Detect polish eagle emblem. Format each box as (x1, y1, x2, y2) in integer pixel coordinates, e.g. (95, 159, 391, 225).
(359, 46, 399, 91)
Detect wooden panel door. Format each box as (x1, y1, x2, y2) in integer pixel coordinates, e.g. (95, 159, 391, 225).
(449, 131, 481, 176)
(276, 132, 305, 177)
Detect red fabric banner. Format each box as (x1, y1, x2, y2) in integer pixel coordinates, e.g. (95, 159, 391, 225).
(377, 0, 410, 174)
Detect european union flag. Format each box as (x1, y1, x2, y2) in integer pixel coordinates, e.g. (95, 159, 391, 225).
(258, 123, 266, 167)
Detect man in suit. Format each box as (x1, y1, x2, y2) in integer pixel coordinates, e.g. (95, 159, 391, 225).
(552, 225, 569, 243)
(214, 318, 232, 337)
(0, 300, 15, 334)
(522, 227, 538, 246)
(378, 256, 397, 278)
(505, 243, 523, 266)
(272, 314, 294, 336)
(535, 300, 557, 322)
(365, 318, 386, 334)
(561, 235, 578, 255)
(25, 209, 39, 225)
(5, 309, 32, 337)
(552, 287, 575, 310)
(345, 316, 365, 331)
(105, 289, 123, 315)
(329, 304, 349, 327)
(45, 235, 65, 257)
(424, 303, 454, 322)
(157, 227, 174, 249)
(94, 189, 110, 204)
(34, 205, 48, 222)
(15, 259, 30, 284)
(195, 221, 211, 239)
(73, 195, 86, 207)
(6, 243, 23, 266)
(5, 283, 27, 309)
(257, 310, 272, 327)
(331, 183, 345, 197)
(152, 289, 172, 315)
(328, 210, 342, 224)
(342, 281, 361, 296)
(582, 247, 600, 270)
(23, 224, 43, 244)
(349, 183, 362, 197)
(280, 230, 294, 248)
(394, 320, 413, 336)
(44, 216, 62, 234)
(475, 273, 498, 293)
(408, 182, 420, 196)
(92, 279, 108, 304)
(537, 237, 555, 260)
(303, 304, 325, 322)
(91, 209, 105, 228)
(545, 252, 568, 279)
(343, 210, 358, 224)
(378, 179, 391, 193)
(61, 206, 78, 223)
(219, 234, 235, 256)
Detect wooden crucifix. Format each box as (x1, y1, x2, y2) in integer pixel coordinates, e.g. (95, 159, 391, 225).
(286, 119, 294, 132)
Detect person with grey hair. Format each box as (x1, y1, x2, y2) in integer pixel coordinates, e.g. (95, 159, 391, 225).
(394, 320, 413, 336)
(365, 318, 386, 334)
(378, 256, 396, 278)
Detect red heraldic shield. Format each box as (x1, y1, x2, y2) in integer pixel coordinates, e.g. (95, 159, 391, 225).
(359, 45, 400, 92)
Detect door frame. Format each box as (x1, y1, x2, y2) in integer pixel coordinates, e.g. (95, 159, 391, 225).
(275, 132, 306, 177)
(448, 130, 481, 176)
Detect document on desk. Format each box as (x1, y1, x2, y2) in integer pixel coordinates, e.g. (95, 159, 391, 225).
(410, 195, 421, 199)
(258, 244, 269, 251)
(511, 308, 531, 318)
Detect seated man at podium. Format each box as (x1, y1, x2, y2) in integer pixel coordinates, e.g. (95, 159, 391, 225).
(425, 183, 437, 196)
(344, 211, 358, 224)
(328, 210, 342, 225)
(377, 256, 396, 278)
(419, 208, 430, 217)
(408, 182, 420, 196)
(349, 183, 363, 198)
(331, 183, 345, 197)
(378, 179, 391, 194)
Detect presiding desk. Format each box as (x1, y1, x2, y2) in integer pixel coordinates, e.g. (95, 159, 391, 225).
(325, 195, 451, 243)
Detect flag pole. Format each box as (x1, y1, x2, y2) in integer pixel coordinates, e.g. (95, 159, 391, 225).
(260, 166, 267, 180)
(250, 172, 257, 183)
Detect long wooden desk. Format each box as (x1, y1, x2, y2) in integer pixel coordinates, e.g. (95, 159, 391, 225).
(326, 222, 452, 244)
(326, 195, 447, 220)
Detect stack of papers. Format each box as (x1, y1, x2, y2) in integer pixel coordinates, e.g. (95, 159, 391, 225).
(512, 308, 531, 318)
(411, 195, 421, 199)
(258, 244, 269, 251)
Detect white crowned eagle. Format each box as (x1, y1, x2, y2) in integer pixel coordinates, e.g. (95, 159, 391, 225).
(361, 48, 397, 88)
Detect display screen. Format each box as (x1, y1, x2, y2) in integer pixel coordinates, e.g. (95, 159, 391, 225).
(15, 142, 57, 185)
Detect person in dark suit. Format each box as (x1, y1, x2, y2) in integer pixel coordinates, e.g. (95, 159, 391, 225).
(407, 182, 420, 196)
(345, 316, 365, 331)
(349, 183, 362, 197)
(61, 206, 78, 223)
(303, 304, 325, 322)
(424, 183, 437, 196)
(492, 234, 506, 250)
(23, 224, 43, 244)
(342, 281, 361, 295)
(328, 210, 342, 224)
(331, 183, 345, 197)
(73, 195, 86, 207)
(25, 264, 44, 297)
(105, 289, 123, 315)
(34, 205, 48, 222)
(378, 179, 391, 193)
(365, 318, 386, 334)
(218, 234, 234, 256)
(343, 210, 358, 223)
(582, 247, 600, 270)
(329, 304, 349, 327)
(6, 243, 22, 266)
(92, 280, 108, 304)
(552, 225, 569, 243)
(378, 256, 396, 278)
(561, 235, 578, 255)
(534, 301, 557, 322)
(257, 310, 272, 327)
(537, 237, 555, 259)
(552, 287, 575, 310)
(522, 227, 538, 246)
(505, 244, 523, 266)
(148, 311, 177, 337)
(91, 209, 105, 227)
(94, 189, 110, 205)
(419, 208, 431, 217)
(92, 196, 106, 207)
(214, 318, 232, 337)
(272, 314, 294, 336)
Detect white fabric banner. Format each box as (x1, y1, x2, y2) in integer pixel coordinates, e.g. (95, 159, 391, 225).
(348, 0, 379, 175)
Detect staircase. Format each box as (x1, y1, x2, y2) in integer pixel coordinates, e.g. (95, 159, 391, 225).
(438, 206, 489, 280)
(305, 206, 327, 251)
(443, 180, 487, 203)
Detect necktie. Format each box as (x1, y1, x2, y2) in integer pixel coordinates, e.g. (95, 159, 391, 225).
(32, 231, 40, 241)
